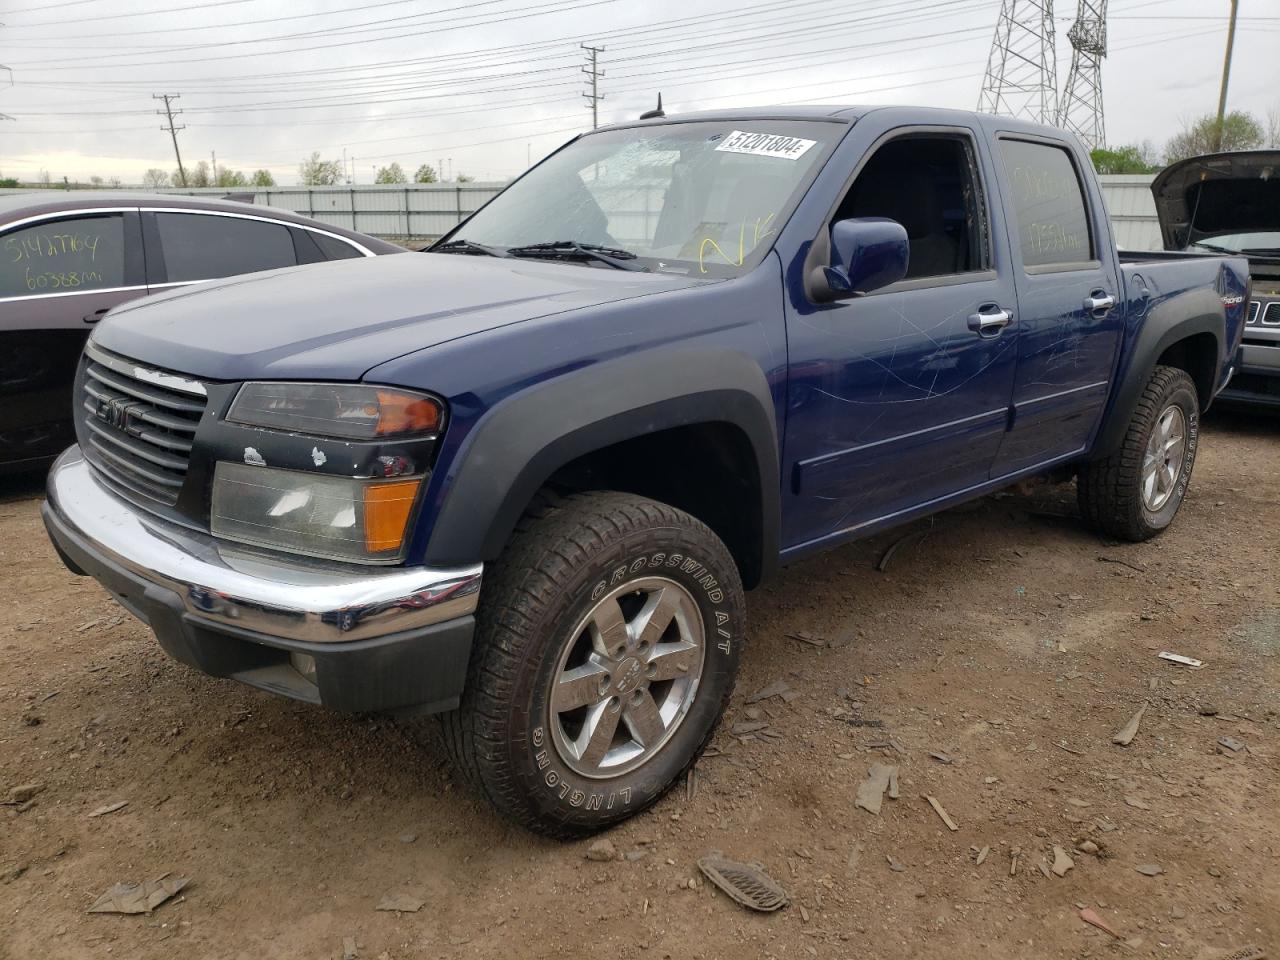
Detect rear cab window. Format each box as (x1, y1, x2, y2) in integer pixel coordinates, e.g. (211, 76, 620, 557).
(1, 213, 127, 298)
(153, 212, 296, 283)
(997, 138, 1096, 270)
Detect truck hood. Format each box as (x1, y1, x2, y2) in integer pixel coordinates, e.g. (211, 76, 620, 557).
(1152, 150, 1280, 250)
(93, 252, 704, 382)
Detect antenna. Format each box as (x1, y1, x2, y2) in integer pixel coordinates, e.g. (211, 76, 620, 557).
(1058, 0, 1109, 149)
(977, 0, 1058, 125)
(639, 93, 665, 120)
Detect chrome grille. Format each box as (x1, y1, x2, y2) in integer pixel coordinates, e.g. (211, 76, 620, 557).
(1247, 300, 1259, 324)
(1263, 302, 1280, 326)
(80, 345, 206, 506)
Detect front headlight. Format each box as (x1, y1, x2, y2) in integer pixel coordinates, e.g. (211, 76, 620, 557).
(211, 462, 421, 563)
(227, 382, 441, 440)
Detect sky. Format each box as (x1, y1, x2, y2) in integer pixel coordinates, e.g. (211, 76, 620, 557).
(0, 0, 1276, 186)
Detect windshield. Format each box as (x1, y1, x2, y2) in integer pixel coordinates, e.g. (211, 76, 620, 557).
(1189, 231, 1280, 254)
(442, 120, 840, 276)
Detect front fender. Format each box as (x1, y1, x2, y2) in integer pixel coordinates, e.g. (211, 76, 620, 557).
(419, 347, 781, 578)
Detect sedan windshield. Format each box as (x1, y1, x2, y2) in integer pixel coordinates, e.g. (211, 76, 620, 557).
(440, 120, 839, 277)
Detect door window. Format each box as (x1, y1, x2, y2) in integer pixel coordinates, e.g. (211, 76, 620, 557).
(155, 212, 296, 282)
(832, 135, 990, 280)
(998, 139, 1094, 268)
(0, 213, 126, 298)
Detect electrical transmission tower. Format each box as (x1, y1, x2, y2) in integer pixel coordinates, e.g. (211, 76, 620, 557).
(581, 44, 604, 129)
(1058, 0, 1109, 150)
(977, 0, 1058, 125)
(154, 93, 188, 187)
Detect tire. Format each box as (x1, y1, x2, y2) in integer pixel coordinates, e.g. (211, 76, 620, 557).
(441, 491, 746, 838)
(1078, 365, 1200, 542)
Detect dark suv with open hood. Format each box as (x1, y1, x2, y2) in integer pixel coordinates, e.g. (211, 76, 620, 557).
(1153, 151, 1280, 408)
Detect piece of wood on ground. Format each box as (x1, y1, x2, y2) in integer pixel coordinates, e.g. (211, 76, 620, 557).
(1111, 702, 1148, 746)
(854, 763, 898, 815)
(924, 794, 958, 831)
(1079, 907, 1124, 939)
(88, 876, 190, 915)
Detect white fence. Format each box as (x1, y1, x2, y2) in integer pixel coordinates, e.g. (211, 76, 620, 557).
(0, 175, 1163, 247)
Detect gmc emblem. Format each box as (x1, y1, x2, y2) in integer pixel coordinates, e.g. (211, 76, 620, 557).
(95, 396, 136, 430)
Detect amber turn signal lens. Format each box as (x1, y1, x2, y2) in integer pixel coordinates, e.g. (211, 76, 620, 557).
(362, 478, 421, 553)
(375, 390, 441, 436)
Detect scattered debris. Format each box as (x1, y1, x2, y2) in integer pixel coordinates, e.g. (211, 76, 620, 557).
(1066, 798, 1092, 808)
(1077, 840, 1100, 855)
(87, 801, 128, 819)
(929, 751, 953, 764)
(342, 936, 358, 960)
(696, 855, 788, 912)
(886, 855, 907, 873)
(5, 782, 45, 805)
(397, 832, 417, 844)
(376, 893, 425, 913)
(1037, 862, 1052, 879)
(1158, 652, 1204, 669)
(974, 846, 990, 866)
(1053, 741, 1086, 756)
(1009, 847, 1021, 876)
(2, 863, 29, 884)
(1051, 846, 1074, 877)
(1097, 555, 1146, 572)
(1198, 703, 1219, 716)
(747, 680, 796, 704)
(1079, 907, 1124, 940)
(730, 721, 771, 736)
(88, 876, 190, 915)
(1124, 796, 1152, 810)
(876, 529, 928, 572)
(1134, 863, 1164, 877)
(854, 763, 899, 816)
(1218, 736, 1245, 755)
(786, 631, 826, 648)
(686, 766, 698, 801)
(1111, 702, 1148, 746)
(838, 717, 885, 728)
(923, 795, 958, 832)
(585, 839, 616, 862)
(1218, 947, 1265, 960)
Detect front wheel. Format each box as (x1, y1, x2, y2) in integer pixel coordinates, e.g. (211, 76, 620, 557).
(441, 491, 745, 838)
(1078, 365, 1200, 541)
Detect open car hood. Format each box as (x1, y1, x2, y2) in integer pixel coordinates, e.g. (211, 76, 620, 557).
(1152, 150, 1280, 250)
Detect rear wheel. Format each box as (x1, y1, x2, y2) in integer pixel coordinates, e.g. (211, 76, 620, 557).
(441, 491, 745, 838)
(1078, 365, 1199, 541)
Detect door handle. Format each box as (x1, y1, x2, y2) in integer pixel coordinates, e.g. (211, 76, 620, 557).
(968, 305, 1012, 336)
(1084, 291, 1116, 315)
(83, 307, 110, 324)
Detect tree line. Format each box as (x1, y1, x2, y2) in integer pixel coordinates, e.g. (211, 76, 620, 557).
(1091, 108, 1280, 174)
(297, 153, 473, 186)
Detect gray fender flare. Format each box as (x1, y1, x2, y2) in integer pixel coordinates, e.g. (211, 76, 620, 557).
(422, 348, 781, 581)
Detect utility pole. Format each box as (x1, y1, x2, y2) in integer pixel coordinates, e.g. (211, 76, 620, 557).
(154, 93, 187, 187)
(211, 149, 217, 187)
(581, 44, 605, 129)
(1214, 0, 1239, 152)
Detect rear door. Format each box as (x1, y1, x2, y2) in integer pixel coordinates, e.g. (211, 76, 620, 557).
(0, 209, 144, 465)
(141, 209, 299, 292)
(989, 134, 1123, 474)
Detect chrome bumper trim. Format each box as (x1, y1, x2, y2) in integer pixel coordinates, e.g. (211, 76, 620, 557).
(46, 447, 481, 643)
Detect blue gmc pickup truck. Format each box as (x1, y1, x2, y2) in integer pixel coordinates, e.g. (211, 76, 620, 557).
(42, 105, 1248, 837)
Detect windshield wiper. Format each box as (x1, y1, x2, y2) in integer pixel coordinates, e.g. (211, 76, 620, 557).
(432, 238, 512, 258)
(505, 241, 648, 271)
(1241, 247, 1280, 256)
(1189, 241, 1238, 254)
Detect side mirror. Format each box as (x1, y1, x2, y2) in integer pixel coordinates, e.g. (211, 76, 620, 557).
(811, 217, 909, 302)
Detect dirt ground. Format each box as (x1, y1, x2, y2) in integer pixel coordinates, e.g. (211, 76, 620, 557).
(2, 410, 1277, 960)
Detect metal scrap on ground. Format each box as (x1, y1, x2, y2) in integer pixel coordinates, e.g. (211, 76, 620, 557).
(1111, 702, 1148, 746)
(696, 854, 788, 912)
(88, 875, 190, 914)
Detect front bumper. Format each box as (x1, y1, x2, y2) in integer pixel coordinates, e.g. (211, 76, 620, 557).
(43, 447, 482, 713)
